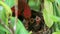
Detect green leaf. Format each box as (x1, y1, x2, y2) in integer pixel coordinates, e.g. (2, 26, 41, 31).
(55, 0, 60, 5)
(0, 24, 10, 34)
(49, 0, 55, 2)
(50, 15, 60, 22)
(0, 0, 15, 8)
(53, 2, 60, 17)
(4, 0, 15, 8)
(52, 31, 60, 34)
(28, 0, 40, 12)
(53, 1, 60, 30)
(0, 31, 5, 34)
(16, 20, 29, 34)
(0, 1, 12, 25)
(10, 17, 29, 34)
(43, 0, 54, 28)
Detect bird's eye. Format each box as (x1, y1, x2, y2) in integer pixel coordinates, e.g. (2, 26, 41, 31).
(36, 16, 41, 21)
(30, 18, 34, 23)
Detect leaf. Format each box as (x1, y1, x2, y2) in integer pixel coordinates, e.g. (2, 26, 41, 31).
(10, 17, 29, 34)
(53, 1, 60, 30)
(53, 2, 60, 17)
(0, 31, 5, 34)
(28, 0, 40, 12)
(0, 1, 12, 25)
(49, 0, 55, 2)
(55, 0, 60, 5)
(52, 31, 60, 34)
(50, 15, 60, 22)
(16, 19, 29, 34)
(43, 0, 53, 28)
(0, 24, 10, 34)
(0, 0, 15, 8)
(4, 0, 15, 8)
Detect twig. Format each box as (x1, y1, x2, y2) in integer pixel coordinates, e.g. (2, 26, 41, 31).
(14, 0, 18, 34)
(0, 20, 13, 34)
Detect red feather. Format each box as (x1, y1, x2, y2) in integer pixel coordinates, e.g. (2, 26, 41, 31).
(11, 0, 31, 19)
(22, 0, 31, 19)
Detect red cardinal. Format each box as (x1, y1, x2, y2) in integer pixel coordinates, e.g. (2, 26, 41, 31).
(11, 0, 31, 19)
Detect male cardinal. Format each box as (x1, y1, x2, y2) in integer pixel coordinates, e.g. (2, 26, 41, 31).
(11, 0, 31, 20)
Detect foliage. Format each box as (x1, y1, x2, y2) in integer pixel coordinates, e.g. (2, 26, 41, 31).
(0, 0, 60, 34)
(28, 0, 40, 12)
(0, 0, 15, 8)
(43, 0, 60, 34)
(52, 31, 60, 34)
(43, 0, 54, 28)
(11, 17, 29, 34)
(0, 1, 12, 25)
(0, 1, 30, 34)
